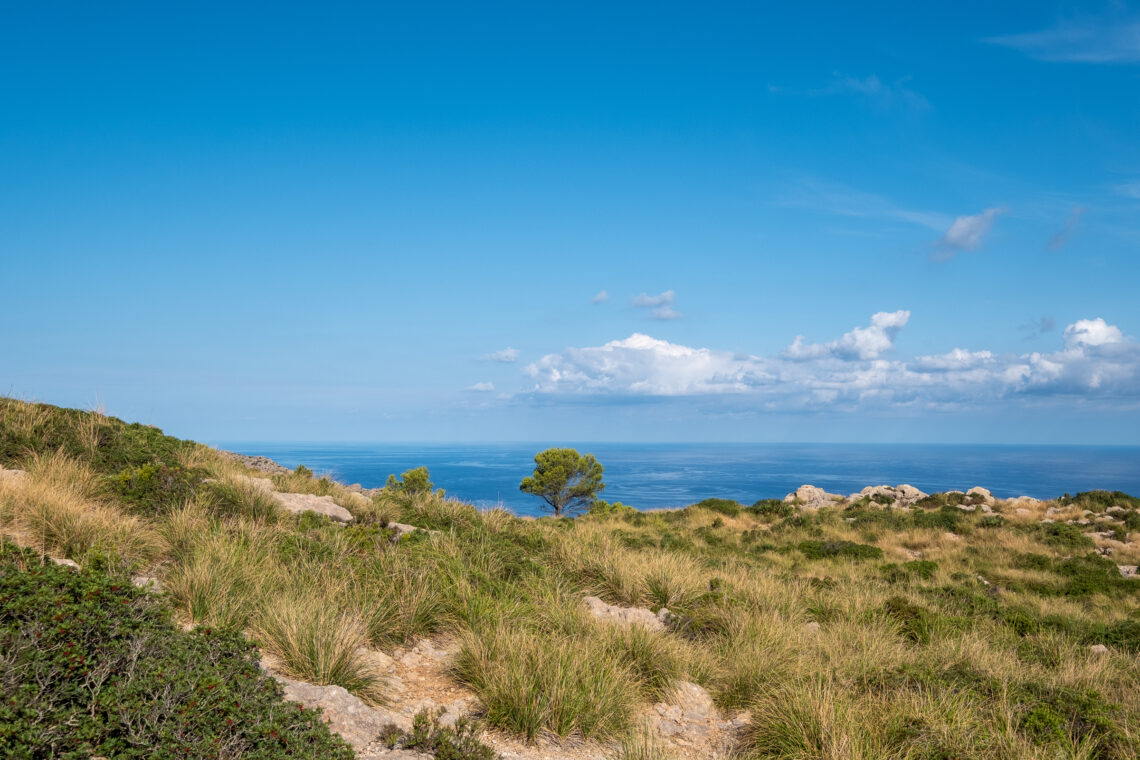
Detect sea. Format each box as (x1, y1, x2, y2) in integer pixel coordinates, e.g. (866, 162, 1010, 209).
(217, 443, 1140, 518)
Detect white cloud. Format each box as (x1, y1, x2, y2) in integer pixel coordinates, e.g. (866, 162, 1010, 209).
(469, 382, 495, 392)
(632, 290, 676, 308)
(987, 19, 1140, 63)
(651, 305, 684, 321)
(937, 207, 1006, 256)
(591, 290, 610, 304)
(482, 347, 520, 363)
(911, 348, 995, 372)
(1064, 318, 1123, 348)
(520, 315, 1139, 409)
(784, 311, 910, 361)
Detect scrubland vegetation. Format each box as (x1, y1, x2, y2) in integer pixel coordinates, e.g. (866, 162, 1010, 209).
(3, 397, 1140, 759)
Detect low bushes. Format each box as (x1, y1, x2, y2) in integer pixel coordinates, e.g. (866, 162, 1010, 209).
(798, 539, 883, 561)
(0, 543, 352, 760)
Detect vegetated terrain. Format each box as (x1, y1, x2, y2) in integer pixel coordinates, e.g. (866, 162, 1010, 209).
(2, 397, 1140, 760)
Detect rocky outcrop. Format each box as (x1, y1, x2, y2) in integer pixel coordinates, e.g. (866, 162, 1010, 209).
(276, 675, 410, 750)
(1119, 565, 1138, 578)
(967, 486, 995, 505)
(226, 474, 356, 523)
(273, 491, 355, 523)
(582, 596, 666, 631)
(846, 484, 928, 508)
(220, 451, 292, 475)
(784, 484, 843, 510)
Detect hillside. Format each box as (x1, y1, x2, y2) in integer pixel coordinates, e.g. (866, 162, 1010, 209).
(2, 397, 1139, 760)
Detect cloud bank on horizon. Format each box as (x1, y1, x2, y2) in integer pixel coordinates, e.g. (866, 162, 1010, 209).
(519, 313, 1139, 412)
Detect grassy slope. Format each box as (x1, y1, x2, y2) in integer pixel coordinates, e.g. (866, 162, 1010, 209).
(2, 397, 1140, 759)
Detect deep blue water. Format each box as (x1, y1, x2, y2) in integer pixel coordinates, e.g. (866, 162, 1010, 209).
(218, 443, 1140, 518)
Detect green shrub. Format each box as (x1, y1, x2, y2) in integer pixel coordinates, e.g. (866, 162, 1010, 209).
(1059, 490, 1140, 513)
(105, 463, 204, 515)
(912, 506, 964, 531)
(588, 499, 635, 517)
(1037, 522, 1095, 550)
(797, 539, 883, 561)
(692, 498, 742, 517)
(380, 709, 496, 759)
(748, 499, 793, 519)
(978, 514, 1005, 528)
(0, 542, 351, 760)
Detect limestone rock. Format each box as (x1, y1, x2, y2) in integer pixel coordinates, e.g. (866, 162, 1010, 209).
(276, 674, 409, 750)
(967, 486, 995, 504)
(785, 484, 843, 510)
(220, 451, 292, 475)
(388, 522, 419, 541)
(1006, 496, 1042, 509)
(0, 467, 27, 484)
(1089, 644, 1110, 655)
(1118, 565, 1138, 578)
(1106, 506, 1126, 515)
(131, 575, 162, 592)
(582, 596, 665, 631)
(804, 621, 821, 634)
(273, 491, 354, 523)
(668, 680, 717, 723)
(52, 557, 79, 569)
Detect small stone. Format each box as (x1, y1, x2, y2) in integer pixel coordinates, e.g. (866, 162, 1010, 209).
(131, 575, 162, 591)
(1089, 644, 1109, 655)
(1118, 565, 1138, 578)
(583, 596, 665, 631)
(52, 557, 80, 569)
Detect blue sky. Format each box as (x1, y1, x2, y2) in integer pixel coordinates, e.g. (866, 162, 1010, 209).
(2, 1, 1139, 444)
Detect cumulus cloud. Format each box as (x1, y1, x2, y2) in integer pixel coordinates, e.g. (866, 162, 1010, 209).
(1048, 206, 1085, 250)
(591, 290, 610, 304)
(521, 314, 1139, 410)
(784, 311, 910, 361)
(936, 207, 1007, 257)
(482, 347, 520, 363)
(987, 19, 1140, 63)
(469, 382, 495, 392)
(633, 290, 676, 308)
(1064, 317, 1123, 348)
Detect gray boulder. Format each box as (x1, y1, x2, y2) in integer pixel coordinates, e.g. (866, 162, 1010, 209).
(276, 675, 409, 750)
(785, 484, 843, 510)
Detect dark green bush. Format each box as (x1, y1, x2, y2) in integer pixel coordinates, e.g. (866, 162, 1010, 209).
(693, 498, 742, 517)
(798, 540, 883, 561)
(748, 499, 793, 519)
(0, 543, 351, 760)
(1037, 522, 1095, 550)
(912, 506, 964, 532)
(105, 463, 205, 515)
(978, 515, 1005, 528)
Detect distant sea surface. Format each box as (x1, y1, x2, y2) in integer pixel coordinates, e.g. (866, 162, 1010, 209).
(220, 443, 1140, 518)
